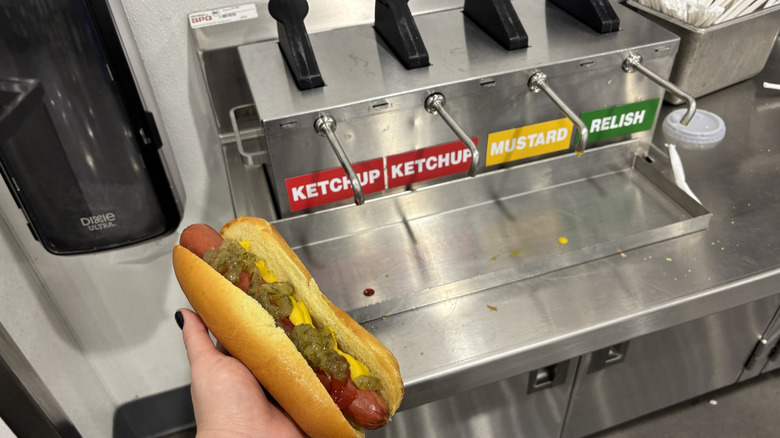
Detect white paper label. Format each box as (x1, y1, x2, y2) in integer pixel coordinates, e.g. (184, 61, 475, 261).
(189, 4, 258, 29)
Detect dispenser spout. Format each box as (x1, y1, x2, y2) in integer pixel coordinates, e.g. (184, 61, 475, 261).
(314, 115, 365, 206)
(528, 72, 589, 156)
(623, 53, 697, 126)
(425, 93, 480, 176)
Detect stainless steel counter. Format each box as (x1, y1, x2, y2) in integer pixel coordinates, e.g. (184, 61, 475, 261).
(365, 38, 780, 411)
(111, 30, 779, 438)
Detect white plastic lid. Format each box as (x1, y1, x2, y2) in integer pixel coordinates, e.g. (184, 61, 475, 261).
(662, 109, 726, 147)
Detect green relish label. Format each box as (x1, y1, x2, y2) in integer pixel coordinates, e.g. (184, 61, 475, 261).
(581, 99, 660, 142)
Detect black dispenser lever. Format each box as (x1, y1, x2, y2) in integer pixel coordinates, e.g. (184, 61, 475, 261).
(547, 0, 620, 34)
(268, 0, 324, 90)
(464, 0, 528, 50)
(374, 0, 430, 69)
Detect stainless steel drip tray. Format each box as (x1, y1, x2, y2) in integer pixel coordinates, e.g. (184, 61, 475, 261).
(272, 140, 711, 323)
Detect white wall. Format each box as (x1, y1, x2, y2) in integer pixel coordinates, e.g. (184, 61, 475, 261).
(0, 0, 240, 435)
(0, 191, 116, 436)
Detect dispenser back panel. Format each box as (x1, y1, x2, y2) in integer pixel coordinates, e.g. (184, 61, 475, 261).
(239, 1, 679, 217)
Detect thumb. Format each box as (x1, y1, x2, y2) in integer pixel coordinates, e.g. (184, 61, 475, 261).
(176, 308, 219, 368)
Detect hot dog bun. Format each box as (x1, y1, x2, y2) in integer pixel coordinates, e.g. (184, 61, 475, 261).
(172, 217, 403, 438)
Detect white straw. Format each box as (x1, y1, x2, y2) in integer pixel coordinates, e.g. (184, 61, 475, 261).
(738, 0, 767, 16)
(637, 0, 775, 26)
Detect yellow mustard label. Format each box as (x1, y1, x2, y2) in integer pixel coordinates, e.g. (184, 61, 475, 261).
(486, 118, 573, 166)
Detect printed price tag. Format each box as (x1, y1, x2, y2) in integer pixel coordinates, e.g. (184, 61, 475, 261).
(189, 4, 258, 29)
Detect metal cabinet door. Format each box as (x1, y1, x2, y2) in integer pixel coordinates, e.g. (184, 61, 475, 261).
(367, 358, 578, 438)
(740, 300, 780, 381)
(561, 294, 780, 438)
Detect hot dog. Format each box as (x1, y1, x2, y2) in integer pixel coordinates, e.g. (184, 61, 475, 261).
(172, 217, 403, 438)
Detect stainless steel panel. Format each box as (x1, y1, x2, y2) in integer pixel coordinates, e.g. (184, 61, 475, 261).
(238, 1, 680, 216)
(221, 139, 278, 219)
(561, 294, 780, 438)
(191, 0, 467, 135)
(270, 140, 710, 323)
(366, 359, 578, 438)
(242, 1, 676, 122)
(191, 0, 465, 52)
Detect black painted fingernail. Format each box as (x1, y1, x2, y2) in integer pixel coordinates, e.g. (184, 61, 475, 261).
(175, 311, 184, 329)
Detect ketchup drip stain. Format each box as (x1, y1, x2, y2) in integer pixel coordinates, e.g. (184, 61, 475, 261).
(363, 288, 375, 297)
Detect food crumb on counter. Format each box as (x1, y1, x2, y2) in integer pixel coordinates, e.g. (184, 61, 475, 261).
(620, 252, 627, 258)
(666, 257, 672, 262)
(558, 236, 568, 245)
(487, 305, 498, 312)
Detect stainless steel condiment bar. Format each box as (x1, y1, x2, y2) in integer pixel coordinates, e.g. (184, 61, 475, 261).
(229, 0, 681, 217)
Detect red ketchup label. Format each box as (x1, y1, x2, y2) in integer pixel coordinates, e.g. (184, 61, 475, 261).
(284, 138, 477, 212)
(286, 159, 384, 212)
(386, 139, 475, 188)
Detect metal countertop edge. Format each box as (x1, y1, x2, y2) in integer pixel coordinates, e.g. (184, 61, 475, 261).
(398, 265, 780, 410)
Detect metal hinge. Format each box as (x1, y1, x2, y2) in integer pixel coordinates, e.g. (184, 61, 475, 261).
(744, 338, 768, 371)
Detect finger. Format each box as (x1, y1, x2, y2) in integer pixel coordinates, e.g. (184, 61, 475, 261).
(177, 309, 219, 368)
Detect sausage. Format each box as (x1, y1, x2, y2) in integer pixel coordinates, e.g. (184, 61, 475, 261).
(342, 379, 390, 429)
(318, 371, 390, 429)
(179, 224, 390, 429)
(179, 224, 222, 258)
(180, 224, 250, 292)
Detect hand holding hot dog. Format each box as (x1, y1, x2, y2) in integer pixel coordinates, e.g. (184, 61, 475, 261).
(172, 217, 404, 438)
(177, 308, 306, 438)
